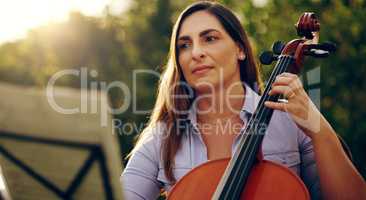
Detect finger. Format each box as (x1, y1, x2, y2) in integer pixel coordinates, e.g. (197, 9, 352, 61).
(264, 101, 287, 112)
(269, 85, 295, 98)
(272, 76, 293, 86)
(276, 74, 303, 92)
(279, 72, 297, 78)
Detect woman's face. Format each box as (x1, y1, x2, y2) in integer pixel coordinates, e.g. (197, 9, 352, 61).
(177, 11, 245, 93)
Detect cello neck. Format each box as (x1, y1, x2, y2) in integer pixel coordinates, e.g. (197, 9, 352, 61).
(212, 55, 294, 200)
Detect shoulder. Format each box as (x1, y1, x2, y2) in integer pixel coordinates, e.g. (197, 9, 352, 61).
(122, 121, 168, 179)
(121, 121, 168, 199)
(140, 121, 167, 142)
(132, 121, 167, 157)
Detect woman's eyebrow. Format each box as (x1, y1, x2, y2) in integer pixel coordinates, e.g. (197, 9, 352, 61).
(178, 28, 220, 41)
(199, 29, 220, 37)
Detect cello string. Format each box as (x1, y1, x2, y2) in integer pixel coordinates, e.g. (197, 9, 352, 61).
(227, 56, 292, 197)
(247, 55, 293, 157)
(221, 55, 291, 198)
(226, 56, 291, 198)
(228, 56, 292, 197)
(235, 56, 287, 145)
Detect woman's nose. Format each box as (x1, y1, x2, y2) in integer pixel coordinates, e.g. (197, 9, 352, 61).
(191, 44, 205, 61)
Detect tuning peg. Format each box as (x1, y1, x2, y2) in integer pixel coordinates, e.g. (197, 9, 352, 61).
(259, 51, 278, 65)
(272, 41, 285, 55)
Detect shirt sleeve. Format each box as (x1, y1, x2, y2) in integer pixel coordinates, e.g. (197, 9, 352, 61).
(298, 128, 322, 200)
(120, 128, 163, 200)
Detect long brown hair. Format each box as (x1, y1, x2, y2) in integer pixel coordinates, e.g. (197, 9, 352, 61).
(131, 1, 263, 183)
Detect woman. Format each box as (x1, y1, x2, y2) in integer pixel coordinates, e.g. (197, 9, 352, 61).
(121, 1, 366, 199)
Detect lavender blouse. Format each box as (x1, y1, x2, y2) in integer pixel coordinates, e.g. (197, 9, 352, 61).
(120, 84, 321, 200)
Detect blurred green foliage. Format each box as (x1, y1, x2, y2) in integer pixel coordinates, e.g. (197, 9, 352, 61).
(0, 0, 365, 178)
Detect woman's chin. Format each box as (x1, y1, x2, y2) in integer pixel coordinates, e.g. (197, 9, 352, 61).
(191, 78, 219, 93)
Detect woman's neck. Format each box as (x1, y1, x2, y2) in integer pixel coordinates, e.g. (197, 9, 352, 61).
(195, 81, 245, 124)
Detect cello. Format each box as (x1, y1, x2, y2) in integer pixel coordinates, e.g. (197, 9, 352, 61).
(167, 12, 336, 200)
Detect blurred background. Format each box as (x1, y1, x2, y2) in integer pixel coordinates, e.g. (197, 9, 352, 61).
(0, 0, 365, 181)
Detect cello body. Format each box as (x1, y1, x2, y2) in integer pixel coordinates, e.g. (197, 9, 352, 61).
(168, 158, 310, 200)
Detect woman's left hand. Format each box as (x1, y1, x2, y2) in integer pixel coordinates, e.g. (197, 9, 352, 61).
(264, 72, 323, 138)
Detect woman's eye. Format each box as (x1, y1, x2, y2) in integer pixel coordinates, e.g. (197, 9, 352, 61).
(178, 43, 190, 50)
(205, 35, 218, 42)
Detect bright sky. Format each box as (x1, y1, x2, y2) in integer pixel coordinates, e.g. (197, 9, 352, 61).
(0, 0, 131, 44)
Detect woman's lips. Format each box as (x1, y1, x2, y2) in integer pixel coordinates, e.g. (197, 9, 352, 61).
(192, 65, 213, 75)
